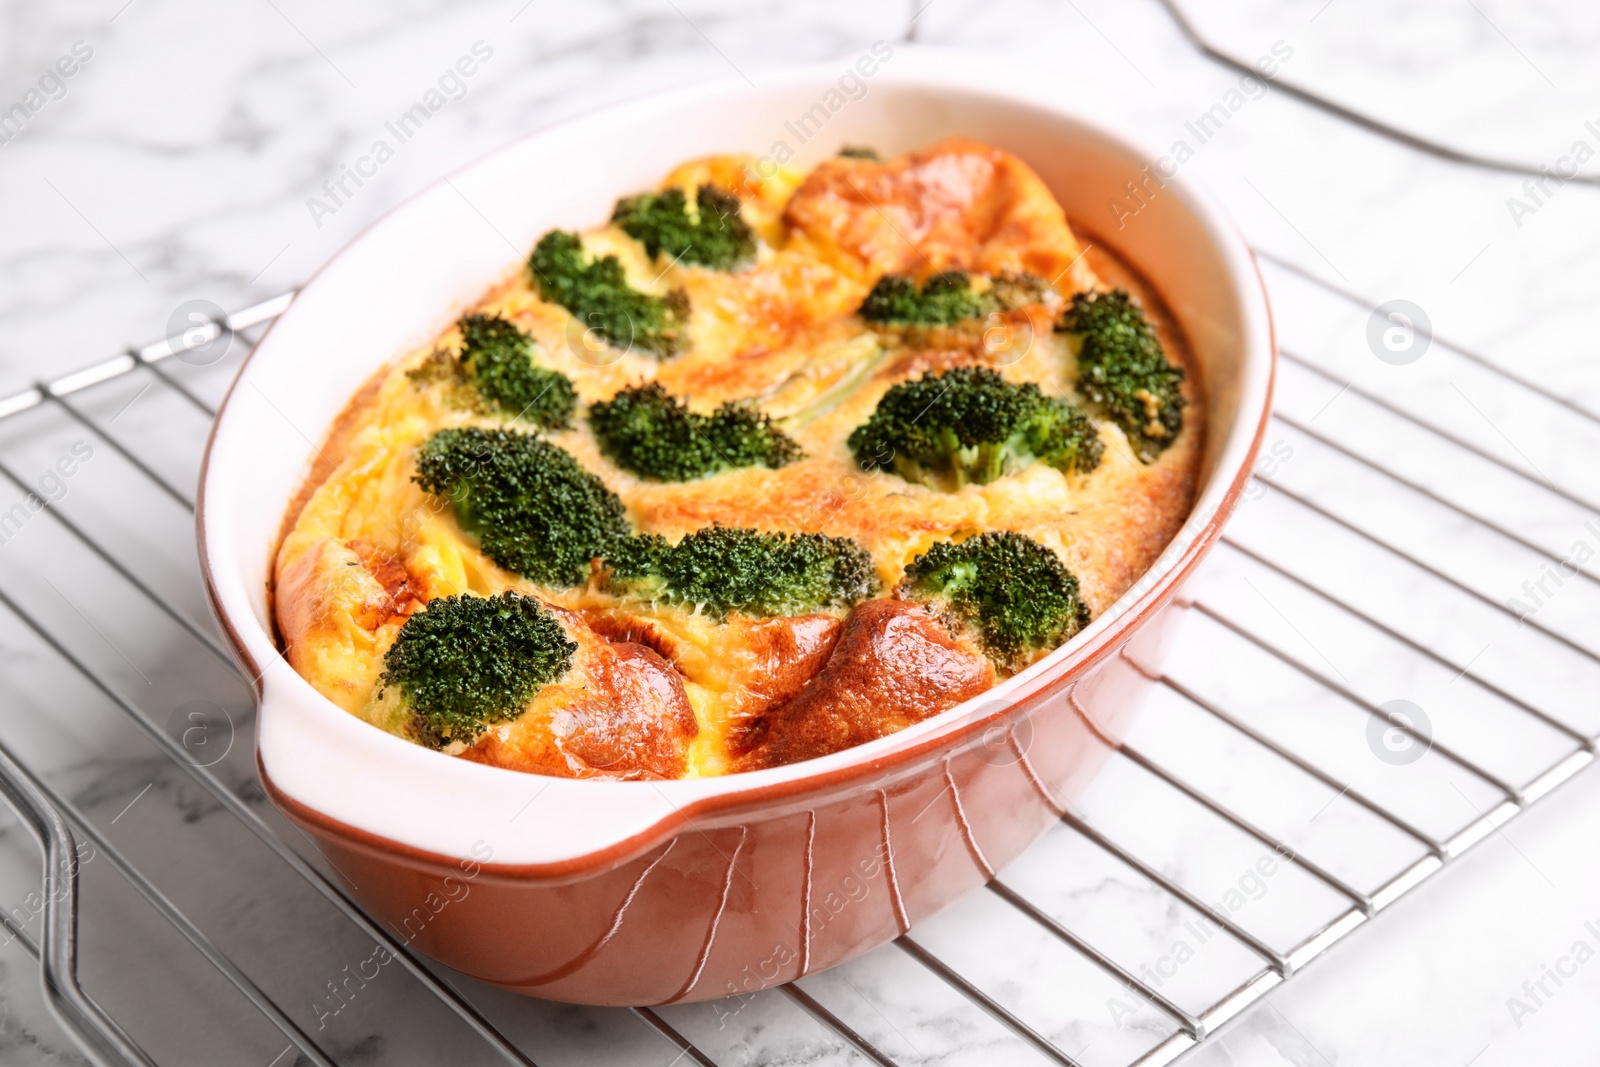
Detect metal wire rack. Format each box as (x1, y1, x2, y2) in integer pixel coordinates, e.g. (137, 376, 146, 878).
(0, 241, 1593, 1067)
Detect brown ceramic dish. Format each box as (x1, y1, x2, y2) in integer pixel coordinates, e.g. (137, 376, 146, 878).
(199, 61, 1274, 1005)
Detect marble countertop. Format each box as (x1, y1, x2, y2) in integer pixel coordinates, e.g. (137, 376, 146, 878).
(0, 0, 1597, 1063)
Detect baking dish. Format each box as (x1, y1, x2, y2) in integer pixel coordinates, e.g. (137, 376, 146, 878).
(198, 56, 1274, 1005)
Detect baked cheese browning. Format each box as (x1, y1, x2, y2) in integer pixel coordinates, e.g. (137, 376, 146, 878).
(716, 614, 844, 730)
(782, 137, 1099, 293)
(346, 539, 425, 629)
(274, 138, 1205, 781)
(585, 608, 844, 777)
(457, 607, 697, 779)
(733, 599, 995, 772)
(276, 536, 395, 712)
(867, 300, 1057, 383)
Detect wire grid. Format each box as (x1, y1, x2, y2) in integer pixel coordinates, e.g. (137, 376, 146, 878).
(0, 247, 1591, 1067)
(0, 21, 1596, 1065)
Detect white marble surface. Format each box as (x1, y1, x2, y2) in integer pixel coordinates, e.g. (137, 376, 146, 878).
(0, 0, 1598, 1064)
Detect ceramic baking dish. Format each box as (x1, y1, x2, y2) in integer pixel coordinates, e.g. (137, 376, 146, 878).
(198, 56, 1274, 1006)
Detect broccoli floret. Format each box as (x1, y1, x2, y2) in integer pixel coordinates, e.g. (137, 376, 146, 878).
(900, 531, 1090, 669)
(380, 591, 576, 746)
(603, 526, 879, 619)
(611, 184, 755, 271)
(528, 231, 688, 358)
(455, 313, 577, 428)
(589, 382, 801, 481)
(848, 366, 1103, 490)
(859, 270, 994, 326)
(413, 427, 630, 586)
(1059, 290, 1186, 462)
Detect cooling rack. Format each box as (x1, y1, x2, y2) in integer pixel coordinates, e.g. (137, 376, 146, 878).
(0, 245, 1593, 1067)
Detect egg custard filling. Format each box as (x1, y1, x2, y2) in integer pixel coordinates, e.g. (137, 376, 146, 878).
(273, 138, 1203, 780)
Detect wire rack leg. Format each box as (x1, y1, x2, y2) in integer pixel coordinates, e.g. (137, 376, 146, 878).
(0, 741, 156, 1067)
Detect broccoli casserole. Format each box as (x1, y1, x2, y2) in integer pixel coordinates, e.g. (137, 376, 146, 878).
(273, 138, 1202, 780)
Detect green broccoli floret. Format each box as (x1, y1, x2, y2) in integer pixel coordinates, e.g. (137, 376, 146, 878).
(455, 313, 577, 428)
(380, 591, 576, 747)
(859, 270, 994, 325)
(1059, 290, 1185, 462)
(413, 426, 630, 586)
(900, 531, 1091, 669)
(589, 382, 801, 481)
(848, 366, 1103, 490)
(603, 526, 879, 619)
(611, 184, 755, 270)
(528, 231, 688, 358)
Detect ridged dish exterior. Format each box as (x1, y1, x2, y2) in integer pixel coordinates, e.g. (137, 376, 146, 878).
(268, 620, 1169, 1004)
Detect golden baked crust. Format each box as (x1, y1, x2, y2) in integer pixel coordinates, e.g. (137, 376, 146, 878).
(272, 138, 1204, 780)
